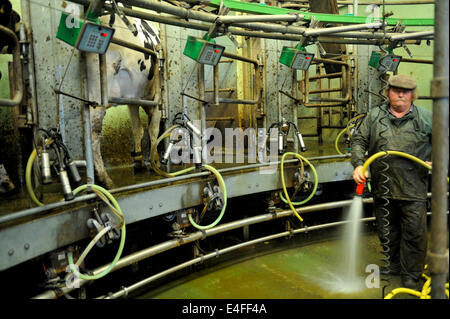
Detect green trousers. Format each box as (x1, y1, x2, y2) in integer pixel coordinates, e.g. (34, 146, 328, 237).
(373, 198, 428, 280)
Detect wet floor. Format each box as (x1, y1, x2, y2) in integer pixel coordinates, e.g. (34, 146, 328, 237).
(140, 232, 422, 299)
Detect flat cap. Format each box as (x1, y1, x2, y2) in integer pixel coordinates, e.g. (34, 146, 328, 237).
(388, 74, 417, 90)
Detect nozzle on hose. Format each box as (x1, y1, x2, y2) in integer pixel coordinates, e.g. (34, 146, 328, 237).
(355, 181, 365, 196)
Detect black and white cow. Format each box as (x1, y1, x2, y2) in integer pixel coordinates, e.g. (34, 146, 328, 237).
(87, 13, 162, 188)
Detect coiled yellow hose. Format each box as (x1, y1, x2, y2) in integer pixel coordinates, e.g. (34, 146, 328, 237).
(360, 151, 448, 299)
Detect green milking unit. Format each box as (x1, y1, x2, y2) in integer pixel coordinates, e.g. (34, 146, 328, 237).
(56, 11, 114, 55)
(279, 44, 315, 70)
(183, 34, 225, 66)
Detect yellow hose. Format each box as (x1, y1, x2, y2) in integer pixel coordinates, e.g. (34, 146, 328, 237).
(280, 152, 318, 223)
(384, 267, 448, 299)
(362, 150, 433, 175)
(68, 184, 126, 281)
(334, 124, 354, 155)
(335, 113, 366, 155)
(25, 138, 54, 206)
(187, 164, 227, 230)
(149, 124, 195, 177)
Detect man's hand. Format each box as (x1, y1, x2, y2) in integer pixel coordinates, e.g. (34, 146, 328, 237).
(353, 165, 369, 185)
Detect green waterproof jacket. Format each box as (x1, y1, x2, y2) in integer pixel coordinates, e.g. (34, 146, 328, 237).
(351, 103, 432, 201)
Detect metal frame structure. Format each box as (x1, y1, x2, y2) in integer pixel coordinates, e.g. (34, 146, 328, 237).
(0, 0, 446, 299)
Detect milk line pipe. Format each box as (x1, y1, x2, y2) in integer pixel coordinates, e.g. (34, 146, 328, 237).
(389, 31, 434, 41)
(0, 153, 349, 225)
(33, 197, 375, 299)
(69, 0, 429, 42)
(71, 0, 308, 36)
(0, 25, 24, 107)
(103, 216, 379, 299)
(119, 4, 423, 44)
(303, 22, 383, 37)
(33, 197, 446, 299)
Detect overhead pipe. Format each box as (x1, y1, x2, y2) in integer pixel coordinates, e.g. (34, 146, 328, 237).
(389, 31, 434, 41)
(69, 0, 427, 43)
(0, 25, 23, 107)
(303, 22, 383, 37)
(117, 0, 308, 36)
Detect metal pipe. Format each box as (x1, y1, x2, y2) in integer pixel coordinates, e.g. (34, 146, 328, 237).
(304, 102, 345, 107)
(303, 58, 351, 108)
(108, 97, 159, 107)
(303, 22, 382, 37)
(0, 25, 23, 107)
(309, 87, 343, 94)
(105, 215, 378, 299)
(110, 38, 157, 58)
(401, 58, 433, 64)
(213, 64, 219, 106)
(215, 51, 262, 106)
(430, 0, 449, 300)
(18, 22, 37, 125)
(99, 54, 108, 107)
(80, 52, 95, 184)
(118, 0, 307, 35)
(66, 0, 426, 45)
(33, 197, 375, 299)
(0, 154, 350, 225)
(68, 0, 425, 42)
(389, 31, 434, 41)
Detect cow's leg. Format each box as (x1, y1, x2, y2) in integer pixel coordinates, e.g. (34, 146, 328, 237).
(128, 105, 146, 171)
(90, 106, 114, 189)
(145, 105, 162, 168)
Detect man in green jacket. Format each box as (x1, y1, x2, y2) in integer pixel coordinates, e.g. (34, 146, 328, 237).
(351, 74, 432, 290)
